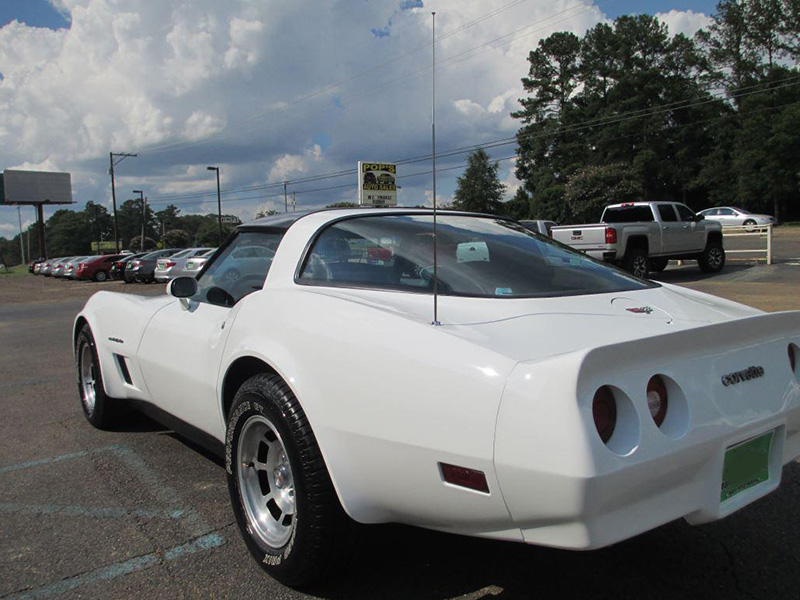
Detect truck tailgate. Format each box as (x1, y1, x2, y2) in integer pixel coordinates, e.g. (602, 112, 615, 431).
(551, 224, 609, 252)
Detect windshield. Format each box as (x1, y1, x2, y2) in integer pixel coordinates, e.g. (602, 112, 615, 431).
(298, 214, 655, 298)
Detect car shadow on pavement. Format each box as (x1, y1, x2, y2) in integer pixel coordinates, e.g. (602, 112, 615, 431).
(305, 462, 799, 600)
(651, 262, 754, 284)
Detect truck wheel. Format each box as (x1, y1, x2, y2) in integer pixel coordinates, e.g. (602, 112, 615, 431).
(698, 242, 725, 273)
(648, 257, 669, 273)
(226, 374, 359, 586)
(623, 249, 649, 279)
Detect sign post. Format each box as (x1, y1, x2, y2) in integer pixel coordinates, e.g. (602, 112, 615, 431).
(358, 162, 397, 207)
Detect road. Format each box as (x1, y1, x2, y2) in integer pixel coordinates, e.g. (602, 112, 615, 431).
(1, 230, 799, 600)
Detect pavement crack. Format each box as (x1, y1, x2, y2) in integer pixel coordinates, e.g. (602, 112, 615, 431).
(696, 527, 758, 600)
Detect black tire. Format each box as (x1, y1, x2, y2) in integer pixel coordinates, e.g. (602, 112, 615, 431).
(94, 270, 109, 282)
(226, 374, 359, 587)
(622, 248, 649, 279)
(698, 241, 725, 273)
(648, 257, 669, 273)
(75, 324, 118, 429)
(743, 219, 757, 232)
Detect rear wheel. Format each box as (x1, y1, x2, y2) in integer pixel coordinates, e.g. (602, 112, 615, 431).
(698, 241, 725, 273)
(622, 248, 649, 279)
(75, 324, 119, 429)
(94, 270, 108, 282)
(226, 374, 359, 587)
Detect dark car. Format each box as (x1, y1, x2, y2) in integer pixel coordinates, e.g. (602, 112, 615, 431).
(126, 249, 181, 283)
(110, 253, 147, 281)
(75, 254, 125, 282)
(28, 258, 45, 273)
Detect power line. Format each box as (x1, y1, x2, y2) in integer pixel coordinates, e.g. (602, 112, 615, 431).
(146, 74, 800, 204)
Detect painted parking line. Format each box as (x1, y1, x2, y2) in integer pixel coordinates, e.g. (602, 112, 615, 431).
(4, 532, 226, 600)
(0, 444, 226, 598)
(0, 445, 124, 475)
(0, 503, 186, 520)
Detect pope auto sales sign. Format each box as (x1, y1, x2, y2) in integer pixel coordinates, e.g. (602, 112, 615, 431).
(358, 161, 397, 207)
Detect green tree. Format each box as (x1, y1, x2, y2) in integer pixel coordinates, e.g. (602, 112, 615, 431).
(501, 187, 532, 220)
(47, 209, 90, 256)
(194, 217, 235, 246)
(128, 235, 158, 252)
(452, 149, 506, 214)
(564, 164, 642, 223)
(162, 229, 190, 248)
(154, 204, 181, 236)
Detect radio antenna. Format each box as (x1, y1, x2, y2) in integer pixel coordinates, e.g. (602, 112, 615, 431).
(431, 11, 441, 327)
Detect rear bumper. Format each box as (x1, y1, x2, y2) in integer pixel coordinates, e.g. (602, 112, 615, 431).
(499, 421, 797, 550)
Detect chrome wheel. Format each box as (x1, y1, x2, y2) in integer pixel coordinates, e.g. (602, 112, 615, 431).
(237, 414, 296, 548)
(707, 247, 723, 269)
(79, 343, 97, 414)
(632, 256, 648, 279)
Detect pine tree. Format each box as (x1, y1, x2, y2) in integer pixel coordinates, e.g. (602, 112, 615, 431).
(452, 149, 506, 214)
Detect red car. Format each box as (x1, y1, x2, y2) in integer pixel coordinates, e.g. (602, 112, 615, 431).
(74, 254, 125, 282)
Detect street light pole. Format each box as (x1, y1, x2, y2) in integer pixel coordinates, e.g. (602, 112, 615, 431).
(283, 181, 288, 213)
(109, 152, 137, 253)
(207, 166, 222, 245)
(133, 189, 145, 251)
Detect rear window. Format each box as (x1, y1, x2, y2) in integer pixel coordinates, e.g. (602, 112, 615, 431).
(602, 206, 654, 223)
(298, 214, 655, 298)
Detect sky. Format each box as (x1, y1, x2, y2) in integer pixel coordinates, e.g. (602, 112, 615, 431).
(0, 0, 715, 242)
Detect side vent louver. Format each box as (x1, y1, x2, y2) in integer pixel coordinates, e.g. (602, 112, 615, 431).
(114, 354, 133, 385)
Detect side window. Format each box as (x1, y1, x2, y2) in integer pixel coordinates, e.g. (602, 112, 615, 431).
(657, 204, 678, 222)
(718, 208, 735, 216)
(194, 231, 284, 307)
(675, 204, 696, 222)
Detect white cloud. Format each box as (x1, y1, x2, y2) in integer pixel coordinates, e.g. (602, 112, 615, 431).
(0, 0, 609, 236)
(655, 10, 711, 38)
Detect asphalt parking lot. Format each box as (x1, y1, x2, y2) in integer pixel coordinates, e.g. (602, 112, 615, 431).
(1, 228, 799, 600)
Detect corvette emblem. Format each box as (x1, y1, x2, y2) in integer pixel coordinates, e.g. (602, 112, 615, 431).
(722, 366, 765, 387)
(626, 306, 654, 314)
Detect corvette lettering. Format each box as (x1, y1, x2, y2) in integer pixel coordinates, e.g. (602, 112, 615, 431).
(626, 306, 654, 314)
(721, 366, 765, 387)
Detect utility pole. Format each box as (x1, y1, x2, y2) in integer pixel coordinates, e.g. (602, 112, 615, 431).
(292, 191, 296, 212)
(93, 203, 99, 254)
(207, 166, 222, 245)
(109, 152, 137, 252)
(26, 207, 31, 261)
(17, 207, 26, 265)
(283, 181, 289, 213)
(133, 189, 146, 251)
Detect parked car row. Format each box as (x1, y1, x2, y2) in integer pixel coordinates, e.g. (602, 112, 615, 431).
(29, 247, 216, 283)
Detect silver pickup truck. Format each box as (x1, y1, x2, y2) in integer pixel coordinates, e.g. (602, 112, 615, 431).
(550, 201, 724, 279)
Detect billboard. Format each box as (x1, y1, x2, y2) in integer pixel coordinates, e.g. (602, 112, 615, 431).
(358, 161, 397, 207)
(1, 170, 73, 205)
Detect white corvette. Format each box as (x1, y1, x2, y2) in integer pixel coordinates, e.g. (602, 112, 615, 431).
(74, 209, 800, 585)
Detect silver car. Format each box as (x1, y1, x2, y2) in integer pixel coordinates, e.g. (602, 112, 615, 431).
(696, 207, 777, 228)
(180, 248, 217, 278)
(154, 247, 214, 282)
(63, 256, 91, 279)
(520, 220, 558, 236)
(48, 257, 77, 277)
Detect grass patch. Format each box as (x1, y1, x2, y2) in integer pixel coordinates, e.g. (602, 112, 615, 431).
(781, 221, 800, 227)
(0, 264, 28, 276)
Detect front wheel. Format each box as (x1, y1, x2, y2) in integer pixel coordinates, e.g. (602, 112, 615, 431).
(698, 242, 725, 273)
(75, 324, 119, 429)
(622, 248, 649, 279)
(743, 218, 757, 232)
(226, 374, 359, 587)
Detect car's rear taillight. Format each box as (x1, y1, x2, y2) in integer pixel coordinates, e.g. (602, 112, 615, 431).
(165, 261, 176, 268)
(593, 386, 617, 443)
(646, 375, 668, 427)
(605, 227, 617, 244)
(790, 344, 798, 374)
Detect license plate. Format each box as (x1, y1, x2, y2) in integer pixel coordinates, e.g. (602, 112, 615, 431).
(721, 430, 774, 502)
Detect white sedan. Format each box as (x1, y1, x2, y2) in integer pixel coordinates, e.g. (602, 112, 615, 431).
(73, 208, 800, 586)
(697, 206, 777, 227)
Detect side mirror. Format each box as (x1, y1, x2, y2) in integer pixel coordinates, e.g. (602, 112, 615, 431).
(167, 277, 197, 298)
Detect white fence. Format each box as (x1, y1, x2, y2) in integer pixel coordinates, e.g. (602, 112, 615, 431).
(722, 224, 773, 265)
